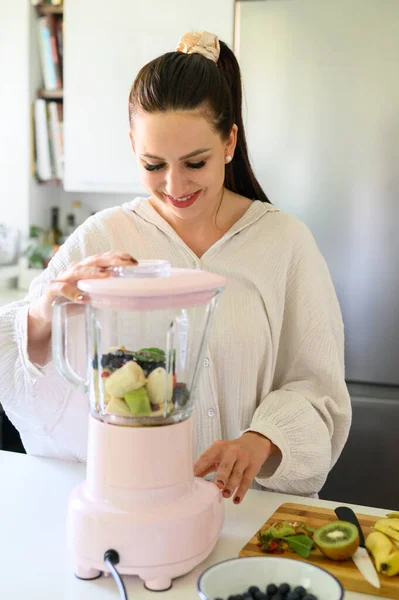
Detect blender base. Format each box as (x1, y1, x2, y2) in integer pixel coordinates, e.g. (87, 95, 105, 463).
(67, 416, 224, 591)
(69, 478, 223, 591)
(75, 566, 102, 581)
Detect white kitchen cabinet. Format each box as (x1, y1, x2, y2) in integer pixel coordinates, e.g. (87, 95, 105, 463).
(64, 0, 235, 194)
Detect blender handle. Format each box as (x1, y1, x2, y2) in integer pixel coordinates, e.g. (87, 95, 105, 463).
(52, 297, 88, 394)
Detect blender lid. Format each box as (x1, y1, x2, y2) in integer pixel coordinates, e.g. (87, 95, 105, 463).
(77, 260, 227, 301)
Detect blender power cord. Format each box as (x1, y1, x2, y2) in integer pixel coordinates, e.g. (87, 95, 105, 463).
(104, 550, 128, 600)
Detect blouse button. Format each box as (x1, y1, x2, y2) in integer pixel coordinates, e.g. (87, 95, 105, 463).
(207, 408, 215, 418)
(204, 358, 210, 367)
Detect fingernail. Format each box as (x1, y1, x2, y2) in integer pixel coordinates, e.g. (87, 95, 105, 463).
(216, 480, 224, 488)
(76, 294, 88, 302)
(233, 496, 240, 504)
(223, 489, 231, 498)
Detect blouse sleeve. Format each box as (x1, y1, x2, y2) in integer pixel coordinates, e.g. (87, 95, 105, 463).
(247, 220, 351, 495)
(0, 216, 112, 458)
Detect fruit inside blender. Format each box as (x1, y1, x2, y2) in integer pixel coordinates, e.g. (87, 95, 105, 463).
(92, 347, 190, 417)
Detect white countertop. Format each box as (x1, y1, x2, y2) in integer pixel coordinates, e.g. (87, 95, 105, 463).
(0, 451, 390, 600)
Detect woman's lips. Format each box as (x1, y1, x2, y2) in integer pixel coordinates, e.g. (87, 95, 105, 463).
(165, 190, 201, 209)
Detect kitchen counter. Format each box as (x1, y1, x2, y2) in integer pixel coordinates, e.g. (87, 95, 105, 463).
(0, 450, 392, 600)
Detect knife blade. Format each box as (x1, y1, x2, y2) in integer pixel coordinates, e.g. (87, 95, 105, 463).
(334, 506, 380, 589)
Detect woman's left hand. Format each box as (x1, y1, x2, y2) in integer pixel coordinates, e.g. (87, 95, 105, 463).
(193, 432, 279, 504)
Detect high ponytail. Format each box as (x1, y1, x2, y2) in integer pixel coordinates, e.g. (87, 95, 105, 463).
(129, 34, 270, 204)
(217, 42, 270, 203)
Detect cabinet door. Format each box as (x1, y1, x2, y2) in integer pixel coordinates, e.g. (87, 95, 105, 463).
(64, 0, 235, 193)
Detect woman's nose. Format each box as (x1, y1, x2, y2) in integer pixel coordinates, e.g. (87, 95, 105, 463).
(165, 169, 189, 199)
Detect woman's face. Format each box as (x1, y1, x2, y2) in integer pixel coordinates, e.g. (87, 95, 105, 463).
(129, 110, 237, 220)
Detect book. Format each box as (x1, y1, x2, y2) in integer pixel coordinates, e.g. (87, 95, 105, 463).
(37, 14, 62, 90)
(48, 102, 64, 180)
(34, 99, 53, 181)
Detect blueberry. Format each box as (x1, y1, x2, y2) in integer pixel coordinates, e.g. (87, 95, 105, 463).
(271, 594, 284, 600)
(278, 584, 291, 596)
(243, 594, 253, 600)
(293, 588, 307, 598)
(172, 384, 190, 407)
(100, 354, 110, 368)
(303, 595, 317, 600)
(254, 593, 267, 600)
(248, 587, 260, 596)
(286, 593, 300, 600)
(266, 584, 278, 596)
(115, 349, 124, 356)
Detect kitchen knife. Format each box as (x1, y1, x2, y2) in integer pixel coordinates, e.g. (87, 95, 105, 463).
(334, 506, 380, 589)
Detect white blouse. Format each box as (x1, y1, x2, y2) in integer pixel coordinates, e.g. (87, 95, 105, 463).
(0, 198, 351, 495)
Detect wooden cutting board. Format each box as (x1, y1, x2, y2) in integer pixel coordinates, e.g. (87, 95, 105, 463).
(239, 503, 399, 598)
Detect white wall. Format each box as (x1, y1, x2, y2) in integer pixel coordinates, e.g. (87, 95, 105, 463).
(0, 1, 30, 234)
(0, 1, 131, 238)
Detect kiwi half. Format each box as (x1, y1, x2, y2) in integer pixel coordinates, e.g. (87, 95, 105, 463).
(313, 520, 360, 560)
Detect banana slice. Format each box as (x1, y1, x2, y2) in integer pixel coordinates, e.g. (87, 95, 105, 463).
(106, 397, 131, 416)
(146, 367, 173, 406)
(105, 361, 146, 397)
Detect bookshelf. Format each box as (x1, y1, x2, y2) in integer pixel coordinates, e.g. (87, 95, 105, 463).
(36, 4, 63, 16)
(38, 88, 63, 100)
(32, 1, 64, 184)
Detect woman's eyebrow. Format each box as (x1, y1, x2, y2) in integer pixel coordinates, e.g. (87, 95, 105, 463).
(141, 147, 211, 161)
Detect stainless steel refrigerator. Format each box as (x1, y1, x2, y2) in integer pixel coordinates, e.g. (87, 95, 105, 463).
(238, 0, 399, 507)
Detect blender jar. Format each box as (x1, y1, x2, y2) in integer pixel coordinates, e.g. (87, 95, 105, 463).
(52, 260, 226, 426)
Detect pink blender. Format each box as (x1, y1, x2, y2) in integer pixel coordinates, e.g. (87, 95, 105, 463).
(52, 260, 226, 592)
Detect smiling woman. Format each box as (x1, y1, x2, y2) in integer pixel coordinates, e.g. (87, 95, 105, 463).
(0, 30, 351, 502)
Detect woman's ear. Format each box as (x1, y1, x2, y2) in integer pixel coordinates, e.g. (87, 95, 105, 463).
(225, 123, 238, 158)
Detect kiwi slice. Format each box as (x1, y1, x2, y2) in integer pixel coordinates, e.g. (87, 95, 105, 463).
(313, 520, 359, 560)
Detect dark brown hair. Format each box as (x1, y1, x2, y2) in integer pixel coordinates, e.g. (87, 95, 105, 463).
(128, 39, 270, 203)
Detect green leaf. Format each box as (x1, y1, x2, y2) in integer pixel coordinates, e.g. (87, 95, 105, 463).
(284, 534, 313, 558)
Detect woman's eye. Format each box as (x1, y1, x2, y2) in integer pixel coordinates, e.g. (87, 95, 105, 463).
(186, 161, 206, 169)
(144, 163, 164, 172)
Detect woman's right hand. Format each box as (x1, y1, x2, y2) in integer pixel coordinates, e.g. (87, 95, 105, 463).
(29, 251, 138, 326)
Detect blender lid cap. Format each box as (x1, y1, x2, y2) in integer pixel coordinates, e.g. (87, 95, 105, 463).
(77, 260, 227, 299)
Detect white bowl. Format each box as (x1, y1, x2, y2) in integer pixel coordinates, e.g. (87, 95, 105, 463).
(197, 556, 344, 600)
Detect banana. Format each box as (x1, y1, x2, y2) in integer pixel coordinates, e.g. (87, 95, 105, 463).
(380, 551, 399, 577)
(106, 396, 132, 416)
(366, 531, 394, 571)
(374, 519, 399, 542)
(387, 512, 399, 519)
(105, 361, 146, 397)
(146, 367, 173, 405)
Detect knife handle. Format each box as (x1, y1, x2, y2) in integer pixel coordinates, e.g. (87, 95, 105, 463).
(334, 506, 365, 547)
